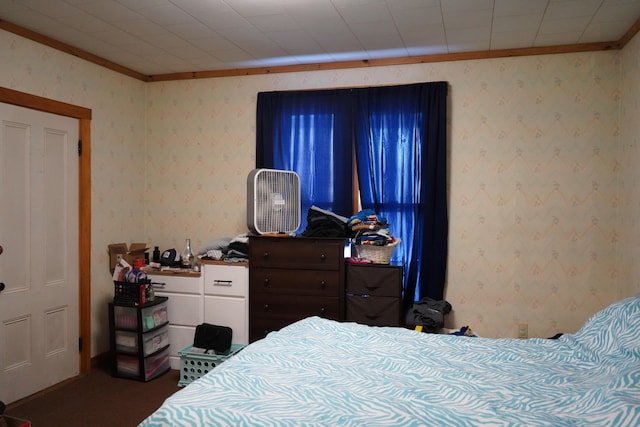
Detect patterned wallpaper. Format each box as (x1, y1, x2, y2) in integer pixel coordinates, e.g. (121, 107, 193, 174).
(2, 28, 639, 355)
(145, 51, 629, 340)
(619, 33, 640, 301)
(0, 30, 147, 355)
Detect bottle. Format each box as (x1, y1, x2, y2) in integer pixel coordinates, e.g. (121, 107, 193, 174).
(182, 238, 195, 267)
(152, 246, 160, 263)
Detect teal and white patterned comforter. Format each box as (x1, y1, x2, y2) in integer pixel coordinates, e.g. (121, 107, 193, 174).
(139, 295, 640, 426)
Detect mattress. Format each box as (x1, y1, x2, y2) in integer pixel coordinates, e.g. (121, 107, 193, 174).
(139, 295, 640, 426)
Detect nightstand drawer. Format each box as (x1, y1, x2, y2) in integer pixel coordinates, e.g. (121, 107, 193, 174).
(346, 264, 402, 297)
(347, 295, 401, 326)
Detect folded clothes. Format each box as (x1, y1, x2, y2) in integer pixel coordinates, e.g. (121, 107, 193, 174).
(348, 209, 396, 246)
(301, 206, 349, 238)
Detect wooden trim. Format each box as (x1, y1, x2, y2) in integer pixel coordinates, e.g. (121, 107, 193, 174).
(0, 87, 92, 375)
(147, 41, 619, 82)
(0, 87, 91, 120)
(1, 17, 635, 83)
(79, 118, 92, 374)
(618, 17, 640, 47)
(0, 19, 149, 82)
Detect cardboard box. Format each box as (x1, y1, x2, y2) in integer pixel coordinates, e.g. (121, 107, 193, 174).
(0, 415, 31, 427)
(108, 242, 149, 273)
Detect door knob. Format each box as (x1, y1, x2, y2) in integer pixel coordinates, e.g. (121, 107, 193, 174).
(0, 283, 5, 293)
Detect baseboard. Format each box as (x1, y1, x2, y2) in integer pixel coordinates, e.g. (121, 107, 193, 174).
(92, 351, 111, 370)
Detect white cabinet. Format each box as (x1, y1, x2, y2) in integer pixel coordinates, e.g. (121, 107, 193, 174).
(150, 272, 203, 370)
(203, 263, 249, 346)
(149, 262, 248, 370)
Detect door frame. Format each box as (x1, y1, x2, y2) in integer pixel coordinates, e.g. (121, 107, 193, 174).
(0, 86, 92, 374)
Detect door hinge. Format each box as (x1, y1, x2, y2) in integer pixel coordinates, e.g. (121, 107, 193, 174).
(78, 139, 82, 156)
(78, 336, 83, 352)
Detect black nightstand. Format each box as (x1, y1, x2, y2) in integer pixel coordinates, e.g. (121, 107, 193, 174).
(345, 263, 403, 326)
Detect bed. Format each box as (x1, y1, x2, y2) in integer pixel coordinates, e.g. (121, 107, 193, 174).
(139, 295, 639, 426)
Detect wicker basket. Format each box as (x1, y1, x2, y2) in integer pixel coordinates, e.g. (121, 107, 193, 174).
(353, 238, 401, 264)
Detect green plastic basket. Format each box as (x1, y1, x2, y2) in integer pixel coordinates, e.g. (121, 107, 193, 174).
(178, 343, 245, 387)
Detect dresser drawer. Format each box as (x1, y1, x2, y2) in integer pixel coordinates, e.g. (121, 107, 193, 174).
(250, 237, 344, 270)
(250, 294, 341, 320)
(250, 267, 341, 295)
(149, 273, 202, 294)
(203, 264, 248, 297)
(250, 317, 294, 342)
(346, 264, 402, 297)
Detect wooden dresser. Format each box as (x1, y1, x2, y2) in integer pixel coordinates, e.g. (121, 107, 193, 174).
(248, 236, 346, 342)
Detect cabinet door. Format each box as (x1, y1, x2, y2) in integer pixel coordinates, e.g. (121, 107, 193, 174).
(154, 292, 201, 326)
(149, 274, 203, 370)
(204, 295, 247, 344)
(165, 324, 196, 369)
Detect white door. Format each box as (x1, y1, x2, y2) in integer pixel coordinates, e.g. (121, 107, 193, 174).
(0, 103, 79, 404)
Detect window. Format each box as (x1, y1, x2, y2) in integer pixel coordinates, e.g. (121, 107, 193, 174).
(256, 82, 448, 306)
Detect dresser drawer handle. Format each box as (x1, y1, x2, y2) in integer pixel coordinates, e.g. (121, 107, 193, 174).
(320, 254, 326, 261)
(263, 278, 270, 287)
(262, 252, 269, 259)
(213, 280, 233, 287)
(319, 307, 326, 314)
(320, 281, 326, 289)
(263, 304, 270, 312)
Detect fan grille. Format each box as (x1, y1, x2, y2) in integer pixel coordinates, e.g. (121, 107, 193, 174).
(247, 169, 301, 234)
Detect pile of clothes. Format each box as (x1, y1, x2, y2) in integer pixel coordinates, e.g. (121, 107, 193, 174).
(348, 209, 396, 246)
(197, 234, 249, 262)
(300, 206, 349, 238)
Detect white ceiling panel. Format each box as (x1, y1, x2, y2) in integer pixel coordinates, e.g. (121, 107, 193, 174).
(0, 0, 638, 77)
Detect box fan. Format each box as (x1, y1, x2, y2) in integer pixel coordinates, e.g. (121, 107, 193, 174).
(247, 168, 301, 235)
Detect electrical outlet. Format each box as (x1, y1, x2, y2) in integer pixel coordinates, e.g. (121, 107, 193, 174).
(517, 323, 528, 339)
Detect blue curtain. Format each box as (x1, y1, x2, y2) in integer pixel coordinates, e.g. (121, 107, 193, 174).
(353, 82, 448, 307)
(256, 89, 354, 233)
(256, 82, 448, 304)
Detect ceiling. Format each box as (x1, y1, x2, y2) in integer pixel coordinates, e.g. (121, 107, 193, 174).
(2, 0, 640, 79)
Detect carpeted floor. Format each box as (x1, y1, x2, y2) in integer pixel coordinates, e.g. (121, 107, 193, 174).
(4, 366, 181, 427)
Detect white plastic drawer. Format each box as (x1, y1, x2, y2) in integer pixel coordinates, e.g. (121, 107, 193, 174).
(149, 273, 202, 294)
(203, 264, 248, 297)
(115, 326, 169, 356)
